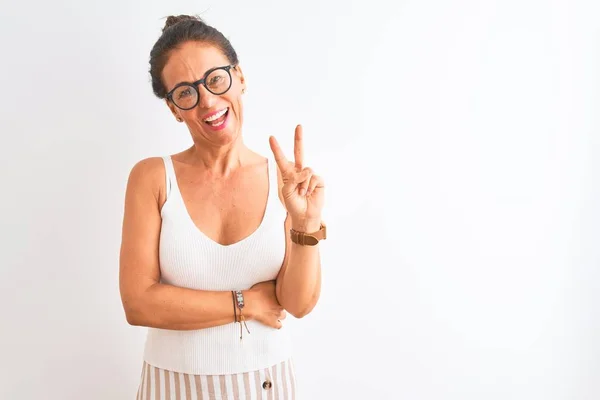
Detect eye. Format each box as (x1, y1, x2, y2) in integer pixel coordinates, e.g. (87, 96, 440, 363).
(209, 76, 223, 85)
(177, 88, 192, 99)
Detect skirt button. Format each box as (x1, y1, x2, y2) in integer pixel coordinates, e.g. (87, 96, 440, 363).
(262, 380, 272, 390)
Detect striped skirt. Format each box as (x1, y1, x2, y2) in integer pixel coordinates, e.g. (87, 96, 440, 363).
(136, 358, 297, 400)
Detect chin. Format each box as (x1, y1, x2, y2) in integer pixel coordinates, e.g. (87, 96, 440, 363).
(199, 125, 240, 146)
(216, 129, 239, 145)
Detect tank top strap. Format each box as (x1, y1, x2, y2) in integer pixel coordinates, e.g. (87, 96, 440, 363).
(267, 156, 281, 205)
(162, 155, 178, 201)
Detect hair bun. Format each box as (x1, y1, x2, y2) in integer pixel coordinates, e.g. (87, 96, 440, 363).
(163, 14, 202, 32)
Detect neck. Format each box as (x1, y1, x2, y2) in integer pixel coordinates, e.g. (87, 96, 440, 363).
(187, 135, 250, 176)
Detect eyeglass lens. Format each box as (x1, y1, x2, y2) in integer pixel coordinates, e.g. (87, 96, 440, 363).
(171, 68, 232, 109)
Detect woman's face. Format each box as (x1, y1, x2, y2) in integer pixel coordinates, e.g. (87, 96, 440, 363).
(162, 41, 246, 147)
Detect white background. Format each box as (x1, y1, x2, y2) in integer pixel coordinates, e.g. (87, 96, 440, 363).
(1, 0, 599, 399)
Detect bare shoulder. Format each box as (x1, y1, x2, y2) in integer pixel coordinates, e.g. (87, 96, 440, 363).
(125, 156, 168, 207)
(128, 156, 165, 181)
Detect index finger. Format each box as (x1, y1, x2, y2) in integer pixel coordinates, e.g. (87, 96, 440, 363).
(294, 124, 303, 170)
(269, 135, 290, 173)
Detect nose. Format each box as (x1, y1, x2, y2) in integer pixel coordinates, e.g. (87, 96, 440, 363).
(197, 85, 217, 109)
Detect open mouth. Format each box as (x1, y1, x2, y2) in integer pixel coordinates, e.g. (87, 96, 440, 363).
(203, 107, 229, 127)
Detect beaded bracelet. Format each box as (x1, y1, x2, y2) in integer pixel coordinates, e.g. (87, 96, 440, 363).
(233, 290, 250, 340)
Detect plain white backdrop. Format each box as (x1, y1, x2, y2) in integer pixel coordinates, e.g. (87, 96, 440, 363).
(1, 0, 599, 399)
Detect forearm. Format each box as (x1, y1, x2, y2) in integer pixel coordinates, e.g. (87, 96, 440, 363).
(124, 283, 237, 330)
(276, 220, 322, 318)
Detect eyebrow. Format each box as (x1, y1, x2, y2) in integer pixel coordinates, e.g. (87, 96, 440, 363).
(171, 65, 223, 89)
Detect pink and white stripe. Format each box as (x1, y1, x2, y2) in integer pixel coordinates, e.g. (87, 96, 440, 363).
(136, 358, 297, 400)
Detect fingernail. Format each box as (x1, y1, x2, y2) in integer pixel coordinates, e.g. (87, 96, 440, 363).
(300, 188, 306, 196)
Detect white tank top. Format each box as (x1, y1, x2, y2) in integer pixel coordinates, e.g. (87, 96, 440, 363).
(142, 155, 292, 375)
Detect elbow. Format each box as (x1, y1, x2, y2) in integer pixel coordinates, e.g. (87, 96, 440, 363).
(279, 298, 311, 319)
(125, 309, 144, 326)
(276, 283, 320, 319)
(289, 303, 316, 319)
(280, 292, 320, 319)
(290, 310, 309, 319)
(122, 298, 149, 327)
(121, 284, 158, 327)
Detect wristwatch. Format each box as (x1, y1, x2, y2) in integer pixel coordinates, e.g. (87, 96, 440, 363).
(290, 223, 327, 246)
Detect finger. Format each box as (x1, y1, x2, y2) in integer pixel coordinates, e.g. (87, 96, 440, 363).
(279, 310, 287, 320)
(290, 167, 312, 185)
(297, 167, 313, 196)
(269, 136, 290, 173)
(281, 167, 312, 193)
(256, 314, 280, 329)
(273, 314, 284, 329)
(306, 174, 324, 197)
(280, 167, 312, 199)
(294, 124, 304, 170)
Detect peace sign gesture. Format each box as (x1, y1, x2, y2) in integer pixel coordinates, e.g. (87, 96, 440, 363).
(269, 125, 324, 231)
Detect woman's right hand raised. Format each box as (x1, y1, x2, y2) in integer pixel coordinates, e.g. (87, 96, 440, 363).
(244, 281, 287, 329)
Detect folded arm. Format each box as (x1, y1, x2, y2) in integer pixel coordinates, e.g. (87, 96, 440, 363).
(119, 158, 238, 330)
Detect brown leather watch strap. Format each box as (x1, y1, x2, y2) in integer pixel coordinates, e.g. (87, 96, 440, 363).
(290, 223, 327, 246)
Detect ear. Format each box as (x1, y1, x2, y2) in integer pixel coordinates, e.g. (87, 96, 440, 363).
(234, 65, 246, 90)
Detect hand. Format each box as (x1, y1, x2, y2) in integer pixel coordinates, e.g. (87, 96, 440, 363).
(269, 125, 325, 231)
(245, 281, 287, 329)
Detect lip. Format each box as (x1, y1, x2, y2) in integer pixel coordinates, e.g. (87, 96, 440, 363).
(203, 108, 229, 131)
(202, 107, 228, 121)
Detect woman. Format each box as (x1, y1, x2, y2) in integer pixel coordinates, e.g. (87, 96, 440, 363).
(118, 14, 326, 400)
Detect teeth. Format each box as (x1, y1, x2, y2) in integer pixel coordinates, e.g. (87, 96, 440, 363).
(203, 108, 228, 122)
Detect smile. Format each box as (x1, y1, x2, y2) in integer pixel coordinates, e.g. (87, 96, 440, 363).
(203, 107, 229, 127)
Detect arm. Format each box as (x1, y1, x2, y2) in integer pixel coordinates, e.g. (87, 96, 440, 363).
(275, 213, 322, 318)
(270, 125, 324, 319)
(119, 158, 237, 330)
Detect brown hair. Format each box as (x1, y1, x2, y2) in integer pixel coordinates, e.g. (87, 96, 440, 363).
(149, 15, 239, 98)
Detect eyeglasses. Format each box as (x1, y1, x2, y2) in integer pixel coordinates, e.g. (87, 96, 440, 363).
(166, 65, 235, 110)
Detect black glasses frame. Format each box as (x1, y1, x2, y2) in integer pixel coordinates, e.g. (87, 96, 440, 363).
(166, 65, 236, 110)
